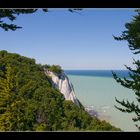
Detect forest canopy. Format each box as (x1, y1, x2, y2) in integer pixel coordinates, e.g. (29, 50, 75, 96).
(0, 50, 120, 131)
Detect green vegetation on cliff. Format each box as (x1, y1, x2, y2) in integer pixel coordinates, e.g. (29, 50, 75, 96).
(44, 64, 63, 74)
(0, 50, 121, 131)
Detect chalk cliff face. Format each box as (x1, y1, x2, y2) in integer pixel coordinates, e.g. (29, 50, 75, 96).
(44, 69, 80, 107)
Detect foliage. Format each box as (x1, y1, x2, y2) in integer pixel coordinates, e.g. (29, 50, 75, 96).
(113, 9, 140, 131)
(45, 65, 63, 74)
(0, 9, 39, 31)
(87, 117, 121, 131)
(113, 9, 140, 54)
(0, 64, 15, 131)
(0, 50, 120, 131)
(0, 8, 82, 31)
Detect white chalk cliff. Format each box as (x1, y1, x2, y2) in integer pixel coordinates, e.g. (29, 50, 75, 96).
(44, 68, 80, 108)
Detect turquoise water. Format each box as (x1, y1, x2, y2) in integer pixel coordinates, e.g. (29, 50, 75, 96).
(66, 74, 139, 131)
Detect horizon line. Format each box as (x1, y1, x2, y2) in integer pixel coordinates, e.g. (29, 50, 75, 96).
(64, 69, 129, 71)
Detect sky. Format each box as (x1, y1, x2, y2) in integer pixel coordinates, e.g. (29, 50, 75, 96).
(0, 8, 139, 70)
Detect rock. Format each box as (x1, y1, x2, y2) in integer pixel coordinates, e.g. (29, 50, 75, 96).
(44, 68, 80, 107)
(85, 106, 99, 118)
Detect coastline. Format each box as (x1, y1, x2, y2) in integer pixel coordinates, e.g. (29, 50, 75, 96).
(66, 72, 137, 131)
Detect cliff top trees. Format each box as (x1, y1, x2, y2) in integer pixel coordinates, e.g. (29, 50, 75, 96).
(112, 9, 140, 131)
(47, 65, 63, 74)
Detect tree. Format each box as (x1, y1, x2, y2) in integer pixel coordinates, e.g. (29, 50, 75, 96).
(0, 64, 16, 130)
(0, 50, 121, 131)
(47, 65, 63, 74)
(112, 9, 140, 131)
(0, 8, 82, 31)
(0, 9, 47, 31)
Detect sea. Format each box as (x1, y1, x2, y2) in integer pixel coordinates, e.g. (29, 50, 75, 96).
(65, 70, 139, 131)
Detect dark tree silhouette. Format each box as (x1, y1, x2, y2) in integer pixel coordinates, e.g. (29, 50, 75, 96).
(0, 8, 82, 31)
(112, 9, 140, 131)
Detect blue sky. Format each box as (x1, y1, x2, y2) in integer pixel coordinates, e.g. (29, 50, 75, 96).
(0, 8, 139, 70)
